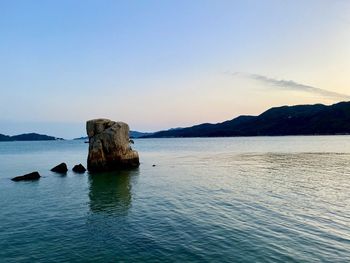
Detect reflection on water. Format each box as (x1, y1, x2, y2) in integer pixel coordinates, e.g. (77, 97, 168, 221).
(88, 169, 139, 215)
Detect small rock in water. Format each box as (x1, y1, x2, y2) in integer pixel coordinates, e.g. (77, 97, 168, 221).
(72, 164, 86, 173)
(152, 164, 156, 167)
(51, 163, 68, 173)
(11, 171, 41, 181)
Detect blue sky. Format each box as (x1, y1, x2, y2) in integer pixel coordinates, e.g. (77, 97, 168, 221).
(1, 0, 349, 138)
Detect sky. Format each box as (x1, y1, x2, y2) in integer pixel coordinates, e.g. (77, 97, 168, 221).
(1, 0, 350, 138)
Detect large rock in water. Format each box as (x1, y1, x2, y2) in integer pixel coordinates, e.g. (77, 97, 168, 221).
(12, 171, 41, 181)
(86, 119, 140, 172)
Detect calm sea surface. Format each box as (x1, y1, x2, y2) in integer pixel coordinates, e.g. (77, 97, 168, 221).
(0, 137, 349, 262)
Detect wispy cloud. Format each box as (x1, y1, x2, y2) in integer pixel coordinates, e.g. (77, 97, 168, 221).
(230, 72, 350, 100)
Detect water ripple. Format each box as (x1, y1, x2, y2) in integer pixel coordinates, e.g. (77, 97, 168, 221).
(0, 138, 350, 262)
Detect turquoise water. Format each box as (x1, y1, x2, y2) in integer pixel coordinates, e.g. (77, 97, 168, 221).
(0, 137, 350, 262)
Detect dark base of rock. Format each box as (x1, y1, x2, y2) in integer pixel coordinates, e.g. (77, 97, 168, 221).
(87, 157, 140, 173)
(51, 163, 68, 173)
(72, 164, 86, 173)
(12, 172, 41, 181)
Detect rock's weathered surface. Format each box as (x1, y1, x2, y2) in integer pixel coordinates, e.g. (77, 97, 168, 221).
(12, 171, 41, 181)
(51, 163, 68, 173)
(87, 119, 140, 172)
(72, 164, 86, 173)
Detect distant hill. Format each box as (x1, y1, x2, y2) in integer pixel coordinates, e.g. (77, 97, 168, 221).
(143, 101, 350, 138)
(129, 131, 154, 138)
(73, 136, 88, 140)
(0, 134, 11, 141)
(0, 133, 62, 142)
(74, 130, 153, 140)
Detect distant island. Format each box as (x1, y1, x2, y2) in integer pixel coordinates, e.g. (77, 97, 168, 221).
(74, 130, 154, 140)
(0, 133, 63, 142)
(143, 101, 350, 138)
(3, 101, 350, 141)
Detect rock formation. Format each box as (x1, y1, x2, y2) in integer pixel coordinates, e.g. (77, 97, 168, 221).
(86, 119, 140, 172)
(51, 163, 68, 173)
(72, 164, 86, 173)
(12, 171, 41, 181)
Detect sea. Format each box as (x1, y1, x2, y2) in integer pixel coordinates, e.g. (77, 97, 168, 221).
(0, 136, 349, 262)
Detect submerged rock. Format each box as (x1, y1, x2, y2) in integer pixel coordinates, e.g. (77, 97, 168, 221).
(86, 119, 139, 172)
(51, 163, 68, 173)
(11, 171, 41, 181)
(72, 164, 86, 173)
